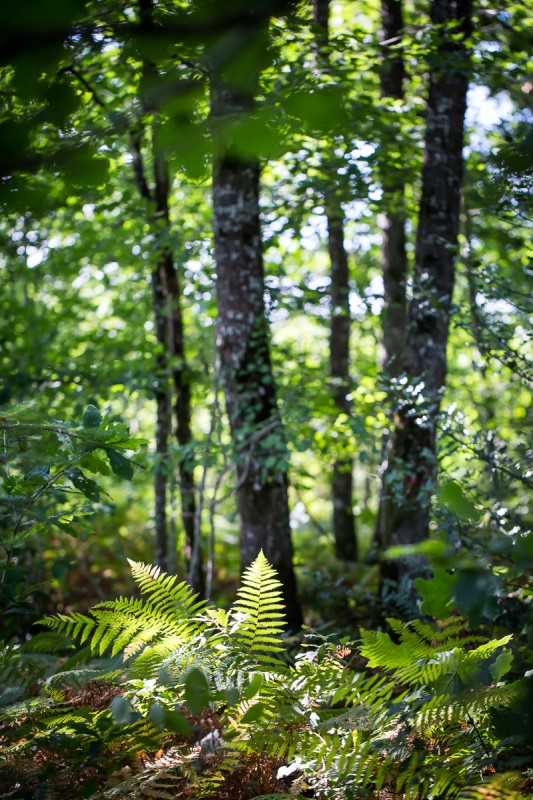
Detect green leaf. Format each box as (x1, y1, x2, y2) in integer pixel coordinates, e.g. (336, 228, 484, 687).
(148, 702, 166, 730)
(225, 687, 240, 707)
(184, 668, 210, 714)
(453, 570, 500, 627)
(385, 540, 447, 561)
(52, 517, 81, 537)
(82, 452, 111, 476)
(82, 405, 102, 429)
(438, 480, 480, 522)
(106, 448, 134, 480)
(490, 649, 514, 682)
(250, 795, 292, 799)
(164, 707, 192, 736)
(65, 468, 101, 502)
(241, 702, 267, 724)
(414, 569, 457, 619)
(243, 672, 264, 701)
(110, 695, 133, 725)
(512, 532, 533, 569)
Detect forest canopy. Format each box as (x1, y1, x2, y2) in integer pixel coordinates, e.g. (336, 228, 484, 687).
(0, 0, 532, 798)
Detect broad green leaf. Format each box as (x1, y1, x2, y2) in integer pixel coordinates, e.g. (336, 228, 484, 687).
(110, 695, 133, 725)
(82, 405, 102, 429)
(148, 702, 166, 730)
(164, 707, 192, 736)
(240, 702, 267, 724)
(65, 468, 101, 502)
(243, 672, 264, 701)
(414, 569, 457, 619)
(184, 668, 210, 714)
(438, 480, 480, 522)
(490, 649, 514, 683)
(106, 448, 134, 480)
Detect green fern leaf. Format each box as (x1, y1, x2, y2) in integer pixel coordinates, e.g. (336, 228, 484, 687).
(231, 551, 286, 662)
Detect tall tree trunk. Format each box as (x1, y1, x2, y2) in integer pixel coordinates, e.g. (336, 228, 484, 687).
(152, 152, 204, 596)
(379, 0, 408, 378)
(313, 0, 358, 562)
(152, 262, 171, 572)
(134, 0, 202, 590)
(211, 79, 302, 631)
(374, 0, 408, 552)
(379, 0, 472, 597)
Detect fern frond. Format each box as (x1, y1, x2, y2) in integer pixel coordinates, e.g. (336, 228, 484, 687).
(231, 551, 286, 662)
(41, 562, 205, 662)
(127, 559, 205, 617)
(457, 772, 528, 799)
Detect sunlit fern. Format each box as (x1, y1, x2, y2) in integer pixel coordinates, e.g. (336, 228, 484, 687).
(41, 560, 205, 663)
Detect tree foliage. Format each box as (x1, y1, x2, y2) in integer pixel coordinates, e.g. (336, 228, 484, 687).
(0, 0, 532, 796)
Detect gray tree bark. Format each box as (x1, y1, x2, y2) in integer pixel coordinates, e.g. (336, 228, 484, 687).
(211, 78, 302, 631)
(379, 0, 408, 378)
(379, 0, 473, 598)
(374, 0, 408, 553)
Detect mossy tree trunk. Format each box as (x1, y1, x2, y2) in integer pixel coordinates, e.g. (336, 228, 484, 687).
(211, 78, 302, 631)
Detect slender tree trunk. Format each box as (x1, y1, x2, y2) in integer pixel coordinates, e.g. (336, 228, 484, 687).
(313, 0, 357, 562)
(379, 0, 408, 378)
(211, 79, 302, 631)
(130, 123, 171, 573)
(152, 262, 171, 572)
(133, 0, 202, 589)
(379, 0, 472, 596)
(152, 152, 204, 596)
(374, 0, 408, 552)
(327, 201, 358, 561)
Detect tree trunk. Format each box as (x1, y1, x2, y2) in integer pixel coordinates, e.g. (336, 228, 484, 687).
(152, 262, 170, 572)
(313, 0, 358, 562)
(379, 0, 408, 378)
(133, 0, 202, 590)
(152, 152, 204, 596)
(374, 0, 408, 552)
(327, 201, 358, 561)
(379, 0, 472, 596)
(211, 79, 302, 631)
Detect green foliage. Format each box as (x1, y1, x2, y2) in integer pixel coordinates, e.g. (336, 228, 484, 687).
(0, 0, 532, 796)
(2, 554, 531, 799)
(0, 403, 145, 639)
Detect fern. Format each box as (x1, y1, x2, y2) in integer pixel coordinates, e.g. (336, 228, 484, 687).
(230, 550, 287, 662)
(41, 560, 205, 664)
(2, 554, 531, 800)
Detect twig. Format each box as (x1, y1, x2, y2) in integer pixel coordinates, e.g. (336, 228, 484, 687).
(189, 347, 220, 592)
(294, 485, 330, 539)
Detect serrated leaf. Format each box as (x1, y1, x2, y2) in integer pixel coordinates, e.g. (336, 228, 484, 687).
(65, 468, 101, 501)
(82, 452, 111, 476)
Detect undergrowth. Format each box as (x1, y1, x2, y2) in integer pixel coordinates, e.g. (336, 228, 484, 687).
(0, 552, 532, 799)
